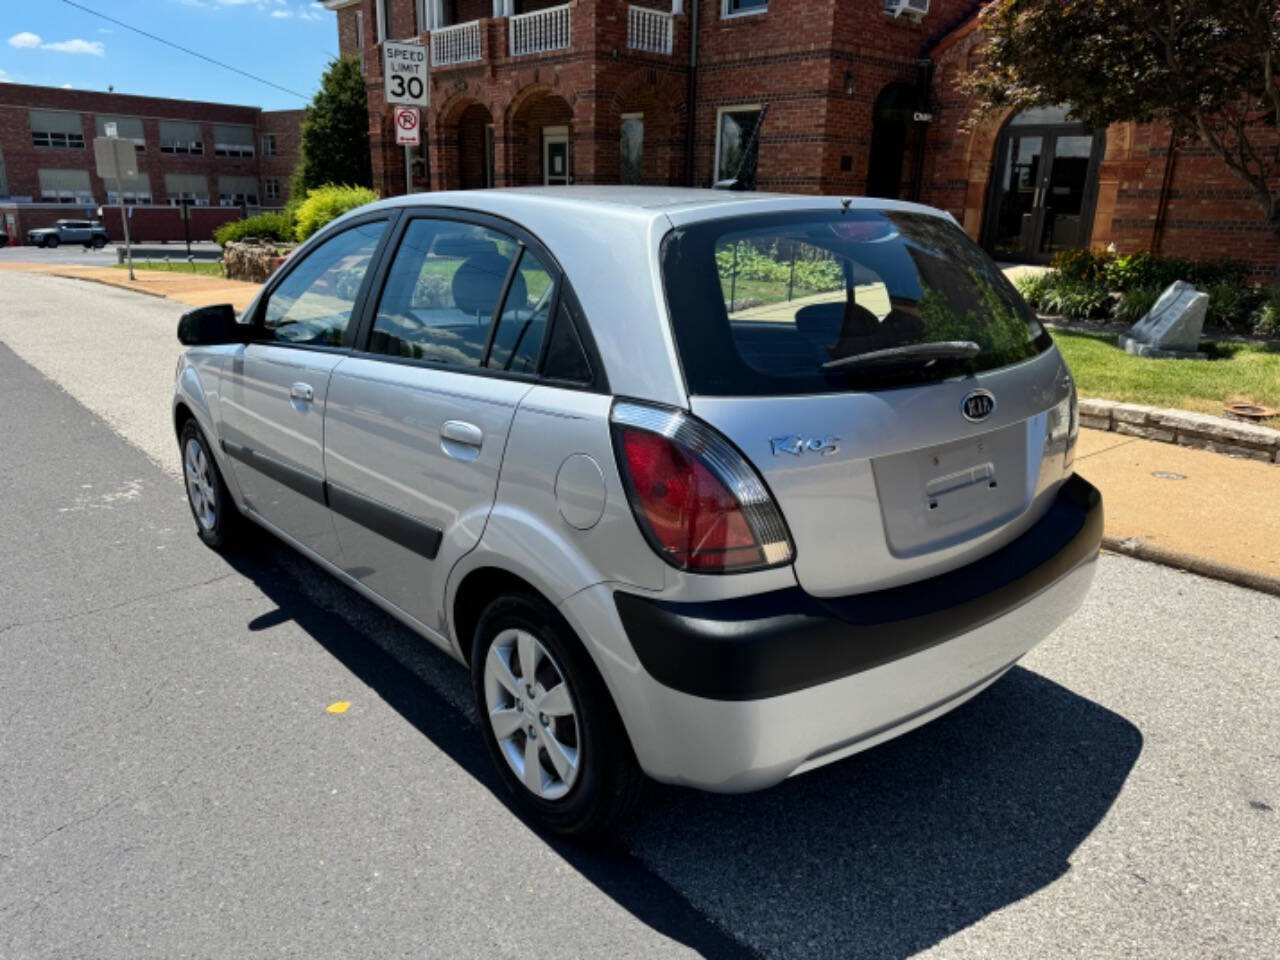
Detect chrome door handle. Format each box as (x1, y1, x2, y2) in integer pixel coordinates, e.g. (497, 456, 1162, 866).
(290, 382, 314, 402)
(441, 420, 483, 447)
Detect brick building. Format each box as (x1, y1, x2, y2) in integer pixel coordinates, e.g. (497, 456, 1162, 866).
(325, 0, 1279, 276)
(0, 83, 303, 245)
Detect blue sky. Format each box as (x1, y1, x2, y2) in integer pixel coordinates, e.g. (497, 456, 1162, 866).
(1, 0, 339, 110)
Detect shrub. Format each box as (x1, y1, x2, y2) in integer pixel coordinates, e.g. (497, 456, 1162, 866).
(1039, 280, 1111, 320)
(1205, 282, 1262, 331)
(214, 211, 294, 246)
(294, 184, 380, 242)
(1102, 252, 1251, 293)
(1253, 288, 1280, 338)
(1013, 271, 1054, 309)
(1050, 248, 1111, 285)
(1113, 286, 1161, 324)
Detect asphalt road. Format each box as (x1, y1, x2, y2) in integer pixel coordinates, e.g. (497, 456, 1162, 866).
(1, 272, 1277, 959)
(0, 242, 221, 269)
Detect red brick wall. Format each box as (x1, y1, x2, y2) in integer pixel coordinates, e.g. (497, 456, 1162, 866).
(260, 109, 305, 204)
(3, 203, 241, 244)
(337, 6, 362, 55)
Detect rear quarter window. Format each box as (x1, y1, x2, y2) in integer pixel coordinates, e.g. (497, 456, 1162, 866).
(661, 209, 1052, 396)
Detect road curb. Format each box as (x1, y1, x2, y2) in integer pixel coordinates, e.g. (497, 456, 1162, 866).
(1103, 535, 1280, 598)
(46, 271, 169, 300)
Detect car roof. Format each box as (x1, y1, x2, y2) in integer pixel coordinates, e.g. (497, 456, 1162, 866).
(370, 185, 951, 229)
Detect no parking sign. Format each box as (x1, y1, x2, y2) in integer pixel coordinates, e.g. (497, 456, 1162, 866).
(395, 106, 420, 147)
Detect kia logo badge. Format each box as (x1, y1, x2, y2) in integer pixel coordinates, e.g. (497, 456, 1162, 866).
(962, 389, 997, 423)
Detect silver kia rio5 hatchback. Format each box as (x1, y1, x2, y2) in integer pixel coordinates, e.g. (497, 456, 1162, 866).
(174, 187, 1100, 835)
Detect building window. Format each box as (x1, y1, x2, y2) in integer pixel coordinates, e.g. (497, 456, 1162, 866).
(158, 120, 204, 155)
(714, 105, 763, 189)
(262, 133, 277, 157)
(165, 173, 210, 207)
(30, 110, 86, 150)
(38, 168, 94, 204)
(375, 0, 389, 42)
(95, 116, 147, 151)
(106, 189, 154, 205)
(219, 176, 260, 207)
(213, 124, 255, 158)
(356, 9, 365, 46)
(620, 113, 644, 185)
(722, 0, 767, 17)
(264, 178, 281, 202)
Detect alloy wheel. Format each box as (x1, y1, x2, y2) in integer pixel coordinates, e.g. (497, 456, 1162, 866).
(183, 437, 217, 532)
(483, 628, 581, 800)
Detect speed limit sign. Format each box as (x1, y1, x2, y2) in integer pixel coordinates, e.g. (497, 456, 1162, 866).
(384, 40, 428, 107)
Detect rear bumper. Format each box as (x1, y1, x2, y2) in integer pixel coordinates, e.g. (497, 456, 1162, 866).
(562, 475, 1102, 792)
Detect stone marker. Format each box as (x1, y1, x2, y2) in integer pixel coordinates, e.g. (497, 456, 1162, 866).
(1118, 280, 1208, 359)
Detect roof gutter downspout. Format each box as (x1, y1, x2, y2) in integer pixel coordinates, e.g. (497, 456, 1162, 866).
(1152, 129, 1178, 254)
(683, 0, 700, 186)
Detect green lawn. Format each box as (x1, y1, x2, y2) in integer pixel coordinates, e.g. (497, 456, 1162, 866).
(113, 260, 226, 277)
(1053, 329, 1280, 425)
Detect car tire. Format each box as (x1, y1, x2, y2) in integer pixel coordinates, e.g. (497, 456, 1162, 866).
(471, 593, 644, 838)
(45, 236, 59, 249)
(180, 419, 242, 550)
(92, 237, 106, 249)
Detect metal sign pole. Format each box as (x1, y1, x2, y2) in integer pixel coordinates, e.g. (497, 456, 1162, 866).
(116, 165, 135, 281)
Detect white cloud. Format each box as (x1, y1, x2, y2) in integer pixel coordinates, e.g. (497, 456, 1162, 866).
(271, 9, 291, 17)
(41, 38, 106, 56)
(8, 31, 105, 56)
(61, 83, 73, 89)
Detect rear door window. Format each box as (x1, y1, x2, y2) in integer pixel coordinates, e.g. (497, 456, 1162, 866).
(367, 219, 519, 368)
(662, 209, 1052, 396)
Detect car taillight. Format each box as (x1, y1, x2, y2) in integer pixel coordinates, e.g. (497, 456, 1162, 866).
(610, 401, 793, 573)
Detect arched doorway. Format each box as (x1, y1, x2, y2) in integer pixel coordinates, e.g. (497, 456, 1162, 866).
(507, 89, 573, 186)
(983, 105, 1106, 263)
(866, 83, 923, 200)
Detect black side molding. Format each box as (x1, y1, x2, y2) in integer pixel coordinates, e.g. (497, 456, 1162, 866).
(326, 481, 442, 561)
(221, 441, 442, 561)
(222, 440, 326, 505)
(614, 475, 1103, 702)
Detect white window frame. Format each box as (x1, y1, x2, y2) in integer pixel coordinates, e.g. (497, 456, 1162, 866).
(264, 178, 281, 202)
(106, 189, 153, 205)
(167, 193, 209, 208)
(375, 0, 389, 42)
(262, 133, 277, 157)
(713, 103, 762, 186)
(32, 131, 86, 150)
(355, 9, 365, 46)
(721, 0, 767, 19)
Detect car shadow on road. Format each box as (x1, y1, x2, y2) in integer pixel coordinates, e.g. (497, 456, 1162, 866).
(225, 536, 1142, 960)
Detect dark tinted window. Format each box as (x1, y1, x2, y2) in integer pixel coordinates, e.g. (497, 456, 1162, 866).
(542, 299, 593, 384)
(262, 220, 385, 346)
(369, 219, 518, 367)
(486, 249, 554, 374)
(661, 210, 1050, 396)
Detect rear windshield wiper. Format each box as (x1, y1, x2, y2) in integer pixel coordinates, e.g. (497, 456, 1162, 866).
(821, 341, 981, 372)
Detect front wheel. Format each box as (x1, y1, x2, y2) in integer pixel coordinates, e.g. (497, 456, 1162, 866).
(45, 236, 59, 249)
(180, 419, 242, 550)
(471, 594, 643, 838)
(92, 236, 107, 249)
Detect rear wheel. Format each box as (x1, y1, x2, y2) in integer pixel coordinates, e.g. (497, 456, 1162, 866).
(471, 593, 643, 837)
(180, 419, 242, 550)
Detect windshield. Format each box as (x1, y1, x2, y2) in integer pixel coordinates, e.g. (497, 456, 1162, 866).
(660, 209, 1052, 396)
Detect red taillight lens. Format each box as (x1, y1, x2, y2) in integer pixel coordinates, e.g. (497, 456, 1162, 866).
(611, 402, 793, 573)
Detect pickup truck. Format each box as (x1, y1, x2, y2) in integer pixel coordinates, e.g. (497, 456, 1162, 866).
(25, 220, 111, 249)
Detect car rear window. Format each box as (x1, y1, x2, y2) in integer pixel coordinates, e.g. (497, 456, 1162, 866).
(660, 209, 1052, 396)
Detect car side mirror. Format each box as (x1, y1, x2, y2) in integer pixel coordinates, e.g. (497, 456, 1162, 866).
(177, 304, 248, 346)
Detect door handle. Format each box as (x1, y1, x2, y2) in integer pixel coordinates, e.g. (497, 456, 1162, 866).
(441, 420, 483, 448)
(290, 382, 314, 403)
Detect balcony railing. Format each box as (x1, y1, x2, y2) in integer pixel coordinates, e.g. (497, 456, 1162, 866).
(627, 5, 673, 55)
(509, 3, 571, 58)
(431, 19, 482, 66)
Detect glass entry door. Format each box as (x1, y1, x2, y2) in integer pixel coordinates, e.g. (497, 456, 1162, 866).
(986, 109, 1103, 263)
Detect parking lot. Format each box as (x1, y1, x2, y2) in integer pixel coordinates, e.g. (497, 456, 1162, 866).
(1, 271, 1278, 959)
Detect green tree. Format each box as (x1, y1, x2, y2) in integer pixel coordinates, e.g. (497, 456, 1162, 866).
(965, 0, 1280, 243)
(292, 56, 372, 196)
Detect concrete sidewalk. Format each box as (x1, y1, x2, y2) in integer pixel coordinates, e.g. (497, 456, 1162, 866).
(1075, 429, 1280, 592)
(0, 262, 260, 312)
